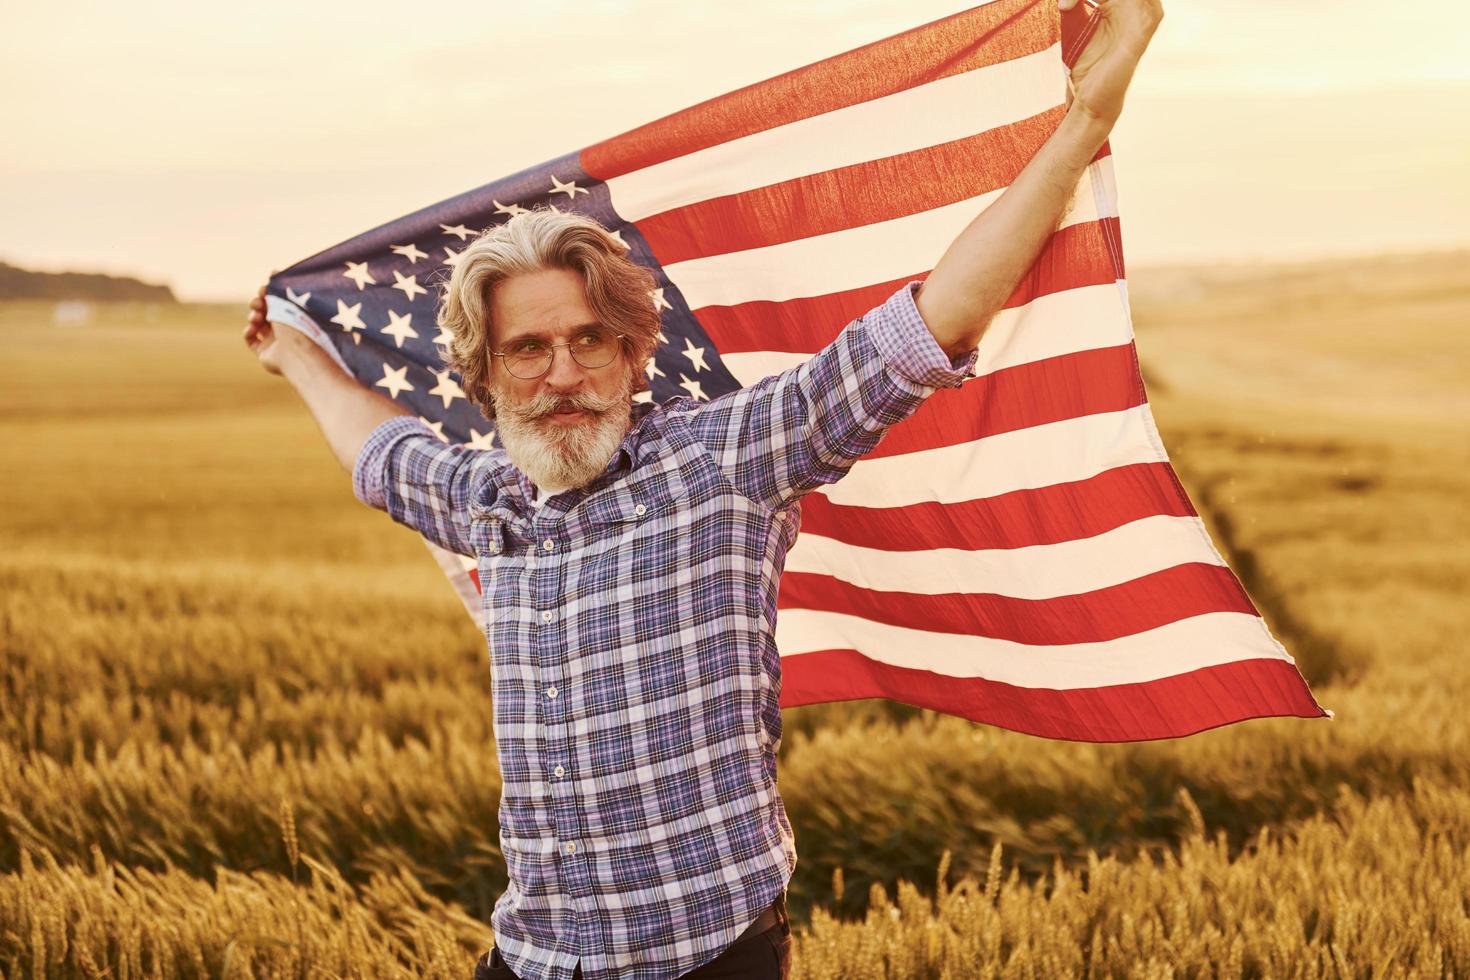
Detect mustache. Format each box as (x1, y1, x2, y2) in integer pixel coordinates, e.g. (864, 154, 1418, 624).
(502, 387, 627, 423)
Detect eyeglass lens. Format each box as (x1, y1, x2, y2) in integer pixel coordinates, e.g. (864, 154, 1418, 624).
(504, 330, 618, 379)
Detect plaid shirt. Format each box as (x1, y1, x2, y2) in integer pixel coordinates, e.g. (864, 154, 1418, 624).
(353, 281, 976, 980)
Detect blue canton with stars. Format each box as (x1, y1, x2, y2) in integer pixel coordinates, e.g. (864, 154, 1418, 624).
(267, 151, 742, 446)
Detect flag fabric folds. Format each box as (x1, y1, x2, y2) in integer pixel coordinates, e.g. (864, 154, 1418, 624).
(267, 0, 1330, 742)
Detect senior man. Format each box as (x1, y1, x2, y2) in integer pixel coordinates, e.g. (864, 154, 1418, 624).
(245, 2, 1160, 976)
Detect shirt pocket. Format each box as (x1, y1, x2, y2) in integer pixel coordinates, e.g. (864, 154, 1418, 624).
(468, 512, 506, 557)
(576, 481, 671, 532)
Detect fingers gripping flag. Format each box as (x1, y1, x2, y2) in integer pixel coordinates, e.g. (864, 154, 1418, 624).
(267, 0, 1331, 742)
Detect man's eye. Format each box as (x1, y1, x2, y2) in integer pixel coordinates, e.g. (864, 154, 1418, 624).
(512, 340, 546, 356)
(576, 331, 608, 349)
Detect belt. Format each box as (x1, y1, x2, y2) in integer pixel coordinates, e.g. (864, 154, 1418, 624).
(734, 891, 788, 944)
(479, 892, 789, 974)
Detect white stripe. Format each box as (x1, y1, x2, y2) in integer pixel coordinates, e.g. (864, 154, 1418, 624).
(775, 610, 1290, 688)
(661, 169, 1110, 311)
(720, 351, 821, 387)
(604, 41, 1064, 223)
(786, 514, 1224, 601)
(819, 404, 1167, 508)
(264, 294, 353, 376)
(718, 281, 1133, 385)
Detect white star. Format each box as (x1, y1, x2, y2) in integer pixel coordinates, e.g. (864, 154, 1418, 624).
(650, 288, 672, 313)
(656, 327, 668, 345)
(680, 338, 709, 373)
(391, 243, 428, 264)
(375, 364, 415, 400)
(645, 360, 666, 381)
(286, 287, 310, 306)
(343, 261, 375, 290)
(494, 200, 528, 217)
(428, 368, 466, 409)
(443, 246, 464, 267)
(433, 324, 454, 347)
(380, 310, 419, 348)
(678, 374, 707, 401)
(392, 270, 427, 301)
(607, 228, 627, 249)
(549, 175, 589, 199)
(330, 299, 366, 334)
(632, 390, 653, 404)
(440, 223, 475, 241)
(466, 428, 497, 450)
(418, 417, 448, 441)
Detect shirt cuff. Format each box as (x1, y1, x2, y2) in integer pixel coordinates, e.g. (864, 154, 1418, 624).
(351, 415, 436, 509)
(862, 280, 978, 390)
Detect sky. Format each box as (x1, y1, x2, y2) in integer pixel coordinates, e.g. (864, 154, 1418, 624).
(2, 0, 1467, 301)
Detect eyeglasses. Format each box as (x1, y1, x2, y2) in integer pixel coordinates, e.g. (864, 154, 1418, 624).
(490, 327, 627, 380)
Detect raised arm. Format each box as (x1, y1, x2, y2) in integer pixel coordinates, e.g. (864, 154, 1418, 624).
(245, 283, 493, 557)
(244, 283, 410, 469)
(687, 280, 976, 513)
(917, 0, 1163, 357)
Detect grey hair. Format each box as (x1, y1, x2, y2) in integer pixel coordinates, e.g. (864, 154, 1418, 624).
(435, 207, 660, 419)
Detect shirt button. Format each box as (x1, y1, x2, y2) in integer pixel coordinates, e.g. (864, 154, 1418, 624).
(546, 686, 559, 699)
(553, 765, 565, 778)
(633, 503, 647, 517)
(543, 539, 554, 552)
(563, 841, 577, 855)
(541, 610, 552, 623)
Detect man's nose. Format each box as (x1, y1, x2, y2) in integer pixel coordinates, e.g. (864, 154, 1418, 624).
(543, 345, 588, 388)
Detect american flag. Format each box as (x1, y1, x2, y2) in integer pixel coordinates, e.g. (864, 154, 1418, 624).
(267, 0, 1330, 742)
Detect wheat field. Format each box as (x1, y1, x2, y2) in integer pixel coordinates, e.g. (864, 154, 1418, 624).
(2, 250, 1468, 977)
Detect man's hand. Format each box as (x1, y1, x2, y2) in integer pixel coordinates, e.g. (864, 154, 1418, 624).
(244, 282, 319, 376)
(1059, 0, 1164, 128)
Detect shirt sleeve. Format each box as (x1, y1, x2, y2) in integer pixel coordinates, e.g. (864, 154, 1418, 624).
(686, 280, 977, 512)
(351, 415, 498, 558)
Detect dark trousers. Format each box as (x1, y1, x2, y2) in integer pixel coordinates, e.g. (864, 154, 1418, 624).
(473, 915, 791, 980)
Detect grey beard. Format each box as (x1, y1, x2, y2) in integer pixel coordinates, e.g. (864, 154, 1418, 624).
(491, 381, 633, 492)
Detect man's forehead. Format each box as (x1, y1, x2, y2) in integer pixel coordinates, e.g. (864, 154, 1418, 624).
(491, 275, 602, 345)
(498, 319, 604, 344)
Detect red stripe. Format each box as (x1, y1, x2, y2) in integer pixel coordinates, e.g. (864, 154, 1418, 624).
(693, 217, 1119, 353)
(798, 461, 1198, 552)
(867, 342, 1144, 458)
(779, 652, 1328, 742)
(582, 0, 1055, 181)
(1061, 1, 1104, 70)
(779, 562, 1257, 644)
(637, 108, 1070, 266)
(701, 277, 911, 355)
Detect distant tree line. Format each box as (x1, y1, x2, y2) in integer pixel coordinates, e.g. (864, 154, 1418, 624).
(0, 261, 175, 302)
